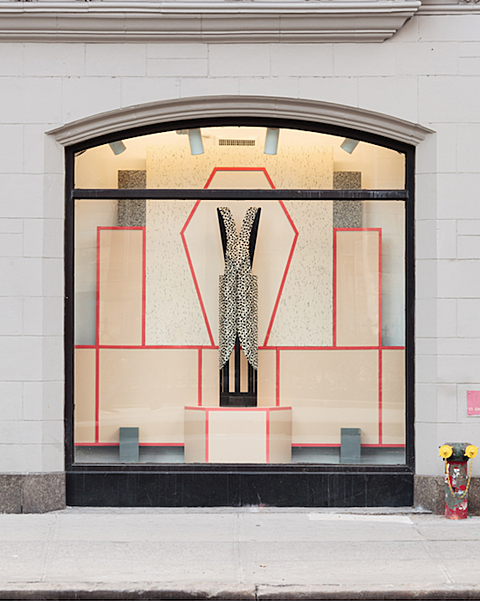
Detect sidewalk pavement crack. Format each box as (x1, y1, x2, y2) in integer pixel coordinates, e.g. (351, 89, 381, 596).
(40, 513, 58, 583)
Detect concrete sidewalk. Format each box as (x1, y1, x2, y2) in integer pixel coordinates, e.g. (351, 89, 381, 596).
(1, 507, 480, 600)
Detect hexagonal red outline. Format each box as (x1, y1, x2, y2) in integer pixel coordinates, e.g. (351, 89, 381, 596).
(180, 167, 298, 348)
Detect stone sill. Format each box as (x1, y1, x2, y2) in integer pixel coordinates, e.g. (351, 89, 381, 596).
(0, 0, 421, 43)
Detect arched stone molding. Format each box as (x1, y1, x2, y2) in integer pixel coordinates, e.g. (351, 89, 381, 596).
(49, 95, 433, 148)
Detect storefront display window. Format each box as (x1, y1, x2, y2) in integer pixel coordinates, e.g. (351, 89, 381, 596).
(70, 125, 409, 470)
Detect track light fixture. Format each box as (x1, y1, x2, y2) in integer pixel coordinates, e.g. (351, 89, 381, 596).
(109, 140, 127, 155)
(340, 138, 360, 154)
(264, 128, 279, 155)
(188, 129, 204, 155)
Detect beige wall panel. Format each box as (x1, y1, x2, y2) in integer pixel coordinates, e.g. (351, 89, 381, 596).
(98, 348, 197, 443)
(257, 349, 276, 407)
(229, 352, 235, 393)
(208, 410, 267, 463)
(74, 348, 96, 443)
(184, 408, 206, 463)
(99, 229, 143, 346)
(75, 200, 117, 346)
(291, 407, 378, 445)
(336, 230, 380, 347)
(382, 349, 406, 444)
(280, 350, 379, 444)
(268, 201, 333, 347)
(269, 409, 292, 463)
(202, 349, 219, 407)
(240, 350, 248, 392)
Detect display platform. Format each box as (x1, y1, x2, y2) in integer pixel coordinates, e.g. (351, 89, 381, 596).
(184, 406, 292, 464)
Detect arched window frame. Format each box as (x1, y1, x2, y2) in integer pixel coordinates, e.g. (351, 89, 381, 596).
(64, 115, 415, 507)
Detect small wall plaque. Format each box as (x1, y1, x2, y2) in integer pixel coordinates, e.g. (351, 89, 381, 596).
(467, 391, 480, 416)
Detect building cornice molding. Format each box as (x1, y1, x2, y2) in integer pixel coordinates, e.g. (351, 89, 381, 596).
(418, 2, 480, 14)
(0, 0, 420, 43)
(48, 95, 433, 147)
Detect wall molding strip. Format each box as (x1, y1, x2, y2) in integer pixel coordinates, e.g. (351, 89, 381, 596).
(0, 0, 420, 43)
(48, 95, 433, 148)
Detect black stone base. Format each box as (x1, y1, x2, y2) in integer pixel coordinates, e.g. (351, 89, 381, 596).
(219, 394, 257, 407)
(414, 475, 480, 515)
(67, 470, 414, 508)
(0, 473, 66, 513)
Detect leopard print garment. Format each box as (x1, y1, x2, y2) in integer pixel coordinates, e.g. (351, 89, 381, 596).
(218, 207, 259, 371)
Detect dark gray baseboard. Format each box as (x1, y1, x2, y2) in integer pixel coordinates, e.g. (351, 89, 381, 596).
(415, 475, 480, 515)
(0, 473, 66, 513)
(2, 472, 477, 515)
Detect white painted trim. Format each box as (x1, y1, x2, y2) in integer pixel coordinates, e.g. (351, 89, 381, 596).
(48, 96, 433, 147)
(0, 0, 420, 43)
(418, 3, 480, 13)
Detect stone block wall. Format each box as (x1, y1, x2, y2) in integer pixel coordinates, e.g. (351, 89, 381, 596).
(1, 11, 480, 510)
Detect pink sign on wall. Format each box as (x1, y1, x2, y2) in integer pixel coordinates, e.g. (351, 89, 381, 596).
(467, 391, 480, 416)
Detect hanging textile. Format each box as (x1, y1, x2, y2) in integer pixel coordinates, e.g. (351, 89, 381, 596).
(218, 206, 260, 371)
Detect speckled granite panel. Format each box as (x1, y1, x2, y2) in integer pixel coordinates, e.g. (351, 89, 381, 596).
(146, 200, 210, 346)
(118, 170, 146, 227)
(267, 201, 333, 347)
(333, 171, 361, 190)
(333, 201, 362, 229)
(118, 170, 147, 189)
(146, 146, 333, 189)
(0, 473, 65, 514)
(333, 171, 362, 229)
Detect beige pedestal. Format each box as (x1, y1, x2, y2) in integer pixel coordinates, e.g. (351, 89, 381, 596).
(184, 407, 292, 464)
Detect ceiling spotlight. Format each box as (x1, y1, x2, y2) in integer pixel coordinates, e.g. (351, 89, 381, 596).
(340, 138, 360, 154)
(264, 128, 279, 155)
(188, 129, 204, 155)
(109, 140, 127, 155)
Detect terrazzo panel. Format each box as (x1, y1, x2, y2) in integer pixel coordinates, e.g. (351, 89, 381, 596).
(146, 145, 333, 189)
(145, 200, 209, 346)
(333, 171, 362, 190)
(117, 170, 146, 227)
(267, 201, 333, 347)
(145, 144, 333, 347)
(333, 172, 362, 229)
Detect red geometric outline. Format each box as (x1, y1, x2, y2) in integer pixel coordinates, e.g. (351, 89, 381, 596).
(75, 209, 404, 450)
(181, 167, 298, 349)
(185, 405, 292, 464)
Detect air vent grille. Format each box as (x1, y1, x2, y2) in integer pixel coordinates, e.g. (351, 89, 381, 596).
(218, 139, 256, 146)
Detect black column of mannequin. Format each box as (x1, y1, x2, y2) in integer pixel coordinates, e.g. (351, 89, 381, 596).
(218, 207, 261, 407)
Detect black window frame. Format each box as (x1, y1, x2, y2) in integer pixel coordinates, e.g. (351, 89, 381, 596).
(64, 116, 415, 507)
